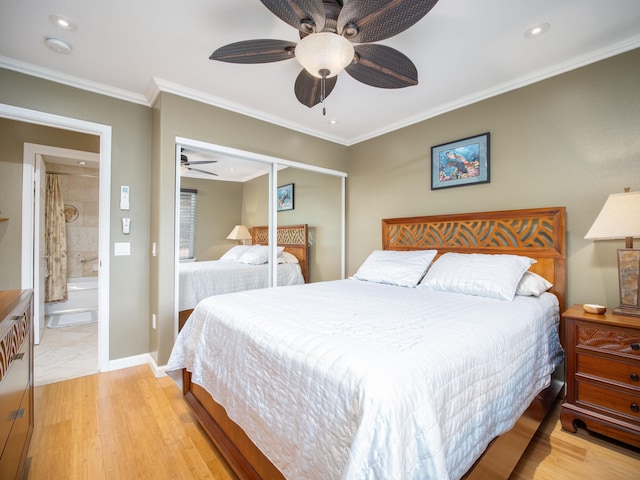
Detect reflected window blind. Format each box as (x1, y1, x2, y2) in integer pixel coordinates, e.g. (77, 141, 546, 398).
(179, 189, 197, 260)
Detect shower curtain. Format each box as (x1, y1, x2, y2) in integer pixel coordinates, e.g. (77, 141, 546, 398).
(45, 173, 68, 302)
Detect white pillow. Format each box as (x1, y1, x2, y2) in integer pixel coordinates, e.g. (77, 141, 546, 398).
(238, 245, 285, 265)
(516, 271, 553, 296)
(219, 245, 252, 262)
(421, 252, 536, 300)
(278, 251, 299, 264)
(353, 249, 438, 288)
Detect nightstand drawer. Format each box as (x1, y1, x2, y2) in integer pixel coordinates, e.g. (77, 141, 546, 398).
(577, 324, 640, 356)
(577, 381, 640, 423)
(577, 353, 640, 388)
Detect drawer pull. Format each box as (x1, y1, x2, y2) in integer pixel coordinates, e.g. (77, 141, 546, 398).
(9, 408, 25, 420)
(631, 403, 640, 413)
(632, 373, 640, 382)
(632, 343, 640, 351)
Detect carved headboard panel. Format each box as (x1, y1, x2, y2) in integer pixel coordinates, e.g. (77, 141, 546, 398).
(252, 224, 309, 283)
(382, 207, 566, 311)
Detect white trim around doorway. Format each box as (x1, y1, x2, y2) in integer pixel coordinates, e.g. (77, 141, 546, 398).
(2, 103, 112, 373)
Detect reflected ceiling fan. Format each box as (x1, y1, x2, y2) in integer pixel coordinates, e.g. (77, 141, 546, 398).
(180, 148, 219, 176)
(210, 0, 439, 114)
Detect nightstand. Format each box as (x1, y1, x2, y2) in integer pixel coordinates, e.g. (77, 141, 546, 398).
(560, 304, 640, 447)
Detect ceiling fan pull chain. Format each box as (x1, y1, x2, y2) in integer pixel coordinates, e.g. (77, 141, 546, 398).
(320, 68, 329, 116)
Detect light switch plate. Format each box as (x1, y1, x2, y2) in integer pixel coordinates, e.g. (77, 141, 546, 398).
(114, 242, 130, 256)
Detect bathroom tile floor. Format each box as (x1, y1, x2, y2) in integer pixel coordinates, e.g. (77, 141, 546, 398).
(34, 321, 99, 387)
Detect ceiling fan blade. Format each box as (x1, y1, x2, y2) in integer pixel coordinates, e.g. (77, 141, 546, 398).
(187, 167, 218, 176)
(337, 0, 439, 43)
(210, 39, 297, 64)
(346, 44, 418, 88)
(184, 160, 218, 165)
(294, 69, 337, 108)
(260, 0, 325, 34)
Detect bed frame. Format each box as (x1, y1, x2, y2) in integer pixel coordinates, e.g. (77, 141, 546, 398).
(178, 224, 309, 331)
(181, 207, 566, 480)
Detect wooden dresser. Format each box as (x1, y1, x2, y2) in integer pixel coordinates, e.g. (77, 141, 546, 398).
(560, 304, 640, 447)
(0, 290, 34, 480)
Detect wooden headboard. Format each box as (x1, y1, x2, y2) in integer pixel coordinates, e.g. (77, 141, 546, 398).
(382, 207, 566, 311)
(252, 224, 309, 283)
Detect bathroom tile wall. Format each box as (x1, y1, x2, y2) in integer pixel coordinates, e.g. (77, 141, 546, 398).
(47, 163, 99, 278)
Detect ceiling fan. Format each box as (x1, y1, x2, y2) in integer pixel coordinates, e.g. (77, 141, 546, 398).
(180, 148, 219, 176)
(210, 0, 439, 113)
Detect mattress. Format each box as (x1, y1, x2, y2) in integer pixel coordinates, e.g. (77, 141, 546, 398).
(178, 260, 304, 311)
(168, 279, 562, 480)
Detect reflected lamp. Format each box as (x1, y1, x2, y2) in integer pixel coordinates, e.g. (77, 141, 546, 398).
(227, 225, 252, 245)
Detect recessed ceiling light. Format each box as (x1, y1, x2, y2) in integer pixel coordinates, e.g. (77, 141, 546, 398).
(327, 119, 339, 125)
(45, 36, 72, 54)
(49, 14, 78, 31)
(525, 22, 550, 38)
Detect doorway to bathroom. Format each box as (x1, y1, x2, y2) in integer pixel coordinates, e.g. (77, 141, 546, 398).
(31, 145, 101, 385)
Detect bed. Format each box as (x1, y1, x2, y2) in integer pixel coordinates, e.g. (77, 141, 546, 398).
(178, 224, 308, 330)
(168, 207, 566, 479)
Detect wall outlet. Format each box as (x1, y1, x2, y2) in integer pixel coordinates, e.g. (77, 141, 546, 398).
(152, 313, 157, 330)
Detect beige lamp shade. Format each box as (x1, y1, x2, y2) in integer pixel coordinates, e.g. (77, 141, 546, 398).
(585, 190, 640, 317)
(227, 225, 251, 242)
(584, 191, 640, 240)
(295, 32, 354, 78)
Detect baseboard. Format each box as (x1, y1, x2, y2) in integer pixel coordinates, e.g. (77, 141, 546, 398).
(108, 353, 150, 372)
(107, 353, 167, 378)
(146, 355, 168, 378)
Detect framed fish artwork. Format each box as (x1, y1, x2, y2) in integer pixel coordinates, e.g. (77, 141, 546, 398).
(431, 132, 490, 190)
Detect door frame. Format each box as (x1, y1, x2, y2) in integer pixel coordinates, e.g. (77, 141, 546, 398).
(1, 103, 112, 373)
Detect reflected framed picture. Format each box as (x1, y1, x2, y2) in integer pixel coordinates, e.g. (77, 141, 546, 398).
(277, 183, 294, 211)
(431, 132, 490, 190)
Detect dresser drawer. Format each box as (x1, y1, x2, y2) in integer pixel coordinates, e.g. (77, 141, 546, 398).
(577, 381, 640, 424)
(0, 387, 31, 480)
(0, 330, 30, 455)
(576, 324, 640, 356)
(577, 352, 640, 388)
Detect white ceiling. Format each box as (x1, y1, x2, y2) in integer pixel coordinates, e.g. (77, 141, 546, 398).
(179, 145, 283, 182)
(1, 0, 639, 150)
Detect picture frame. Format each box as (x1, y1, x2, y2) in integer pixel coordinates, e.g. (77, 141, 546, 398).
(431, 132, 490, 190)
(277, 183, 294, 212)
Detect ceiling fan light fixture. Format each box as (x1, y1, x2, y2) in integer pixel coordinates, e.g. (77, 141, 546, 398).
(295, 32, 354, 79)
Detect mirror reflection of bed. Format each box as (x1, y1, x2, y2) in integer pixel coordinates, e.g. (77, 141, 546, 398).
(178, 224, 309, 330)
(169, 206, 567, 480)
(176, 141, 345, 330)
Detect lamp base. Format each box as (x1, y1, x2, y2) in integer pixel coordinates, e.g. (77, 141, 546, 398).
(615, 248, 640, 317)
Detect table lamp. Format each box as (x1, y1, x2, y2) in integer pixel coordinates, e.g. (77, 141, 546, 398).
(226, 225, 252, 245)
(585, 188, 640, 316)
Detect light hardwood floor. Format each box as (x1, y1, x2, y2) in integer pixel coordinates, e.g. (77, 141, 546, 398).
(25, 365, 640, 479)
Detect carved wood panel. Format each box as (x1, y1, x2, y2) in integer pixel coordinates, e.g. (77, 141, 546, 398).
(252, 224, 307, 246)
(386, 216, 557, 252)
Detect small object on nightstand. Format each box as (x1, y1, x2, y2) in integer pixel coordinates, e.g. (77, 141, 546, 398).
(583, 303, 606, 314)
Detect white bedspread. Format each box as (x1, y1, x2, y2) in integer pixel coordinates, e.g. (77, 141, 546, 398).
(178, 260, 304, 311)
(168, 279, 562, 480)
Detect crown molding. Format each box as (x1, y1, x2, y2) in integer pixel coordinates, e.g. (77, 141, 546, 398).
(3, 33, 639, 147)
(0, 56, 149, 106)
(348, 35, 640, 145)
(150, 77, 350, 146)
